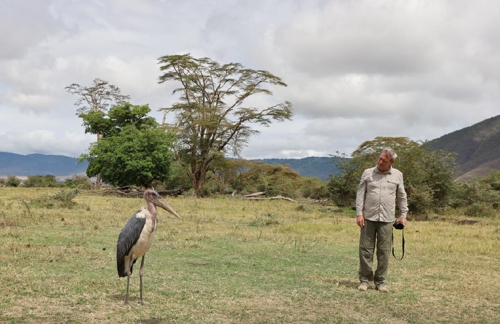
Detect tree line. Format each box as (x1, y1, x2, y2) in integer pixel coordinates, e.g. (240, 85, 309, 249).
(4, 137, 499, 217)
(1, 175, 91, 189)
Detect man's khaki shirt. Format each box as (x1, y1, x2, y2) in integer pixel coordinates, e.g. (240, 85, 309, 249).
(356, 166, 408, 222)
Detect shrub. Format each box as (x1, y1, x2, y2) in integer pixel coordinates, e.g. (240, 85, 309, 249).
(464, 202, 497, 218)
(300, 177, 328, 200)
(24, 175, 57, 187)
(6, 176, 20, 187)
(31, 189, 80, 209)
(63, 175, 92, 189)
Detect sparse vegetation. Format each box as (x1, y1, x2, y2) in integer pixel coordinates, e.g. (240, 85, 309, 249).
(0, 187, 499, 323)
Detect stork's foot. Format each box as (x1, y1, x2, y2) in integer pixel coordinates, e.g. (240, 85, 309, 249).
(138, 299, 145, 306)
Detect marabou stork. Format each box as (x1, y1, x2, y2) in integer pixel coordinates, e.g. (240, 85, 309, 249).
(116, 189, 181, 305)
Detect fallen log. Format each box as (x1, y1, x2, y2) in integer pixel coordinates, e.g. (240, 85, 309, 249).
(98, 187, 184, 197)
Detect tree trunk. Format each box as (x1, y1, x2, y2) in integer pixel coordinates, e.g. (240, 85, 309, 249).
(95, 173, 101, 190)
(191, 165, 206, 198)
(95, 133, 102, 189)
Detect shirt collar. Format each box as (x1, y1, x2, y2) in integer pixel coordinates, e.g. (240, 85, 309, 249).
(375, 166, 392, 174)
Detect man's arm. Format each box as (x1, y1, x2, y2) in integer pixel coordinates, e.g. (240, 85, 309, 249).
(396, 173, 409, 226)
(356, 170, 369, 228)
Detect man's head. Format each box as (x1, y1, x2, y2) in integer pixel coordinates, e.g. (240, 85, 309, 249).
(377, 147, 397, 173)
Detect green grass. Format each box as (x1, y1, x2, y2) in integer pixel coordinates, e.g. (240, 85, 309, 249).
(0, 188, 499, 323)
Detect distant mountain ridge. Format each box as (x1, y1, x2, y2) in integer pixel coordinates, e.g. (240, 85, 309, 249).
(0, 152, 338, 180)
(254, 157, 340, 180)
(2, 114, 499, 181)
(0, 152, 88, 177)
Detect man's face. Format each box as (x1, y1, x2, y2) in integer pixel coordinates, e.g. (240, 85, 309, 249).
(377, 152, 393, 173)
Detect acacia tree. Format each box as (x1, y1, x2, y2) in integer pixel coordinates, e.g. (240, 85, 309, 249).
(158, 54, 293, 197)
(65, 78, 130, 116)
(66, 78, 130, 188)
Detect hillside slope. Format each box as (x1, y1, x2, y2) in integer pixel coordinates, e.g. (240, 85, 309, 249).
(424, 115, 500, 180)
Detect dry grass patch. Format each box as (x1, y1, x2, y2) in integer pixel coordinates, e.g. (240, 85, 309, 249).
(0, 188, 499, 323)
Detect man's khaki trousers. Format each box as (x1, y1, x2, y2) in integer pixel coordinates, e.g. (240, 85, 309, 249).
(358, 219, 393, 287)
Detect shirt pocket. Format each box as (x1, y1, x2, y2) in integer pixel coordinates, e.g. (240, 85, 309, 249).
(386, 180, 399, 192)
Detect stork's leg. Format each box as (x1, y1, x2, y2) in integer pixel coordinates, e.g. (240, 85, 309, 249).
(124, 273, 131, 305)
(139, 255, 146, 305)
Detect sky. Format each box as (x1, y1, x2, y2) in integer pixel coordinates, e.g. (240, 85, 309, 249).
(1, 0, 499, 159)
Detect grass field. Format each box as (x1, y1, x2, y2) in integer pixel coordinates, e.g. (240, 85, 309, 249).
(0, 187, 499, 323)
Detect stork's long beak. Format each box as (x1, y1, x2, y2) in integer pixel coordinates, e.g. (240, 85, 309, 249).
(155, 197, 181, 219)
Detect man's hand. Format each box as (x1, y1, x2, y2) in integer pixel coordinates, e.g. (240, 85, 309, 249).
(397, 216, 407, 227)
(356, 215, 365, 228)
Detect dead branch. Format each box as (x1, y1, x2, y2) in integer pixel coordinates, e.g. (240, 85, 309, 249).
(243, 192, 266, 198)
(242, 195, 298, 203)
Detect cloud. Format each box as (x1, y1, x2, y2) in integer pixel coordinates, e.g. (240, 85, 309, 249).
(0, 0, 64, 60)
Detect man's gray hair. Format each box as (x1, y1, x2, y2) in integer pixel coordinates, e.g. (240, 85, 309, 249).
(381, 147, 397, 161)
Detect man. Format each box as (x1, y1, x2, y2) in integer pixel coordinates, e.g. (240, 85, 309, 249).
(356, 147, 408, 293)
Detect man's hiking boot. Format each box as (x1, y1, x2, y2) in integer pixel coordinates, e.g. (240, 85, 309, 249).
(358, 282, 369, 291)
(376, 285, 389, 293)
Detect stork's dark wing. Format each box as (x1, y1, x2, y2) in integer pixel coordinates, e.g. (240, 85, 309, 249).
(116, 213, 146, 277)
